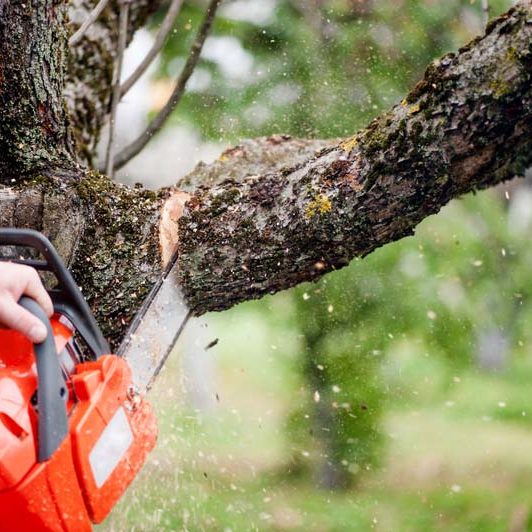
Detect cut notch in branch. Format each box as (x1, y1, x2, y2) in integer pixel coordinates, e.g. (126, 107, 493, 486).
(110, 0, 222, 172)
(120, 0, 185, 97)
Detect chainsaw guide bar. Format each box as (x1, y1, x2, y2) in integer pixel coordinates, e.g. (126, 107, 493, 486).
(117, 250, 191, 391)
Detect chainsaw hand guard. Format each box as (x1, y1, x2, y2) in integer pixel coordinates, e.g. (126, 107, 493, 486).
(19, 296, 68, 462)
(0, 228, 109, 357)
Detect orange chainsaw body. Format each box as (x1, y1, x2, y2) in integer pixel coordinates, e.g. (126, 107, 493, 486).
(0, 317, 157, 531)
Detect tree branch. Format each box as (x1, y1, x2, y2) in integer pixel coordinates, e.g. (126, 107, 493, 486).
(66, 0, 163, 165)
(0, 2, 530, 349)
(111, 0, 221, 171)
(175, 3, 532, 315)
(68, 0, 110, 46)
(0, 174, 171, 347)
(104, 0, 130, 177)
(120, 0, 184, 97)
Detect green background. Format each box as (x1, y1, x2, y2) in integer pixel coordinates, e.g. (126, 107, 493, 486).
(103, 1, 532, 530)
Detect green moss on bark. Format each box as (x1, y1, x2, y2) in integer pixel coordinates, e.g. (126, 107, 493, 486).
(71, 173, 166, 346)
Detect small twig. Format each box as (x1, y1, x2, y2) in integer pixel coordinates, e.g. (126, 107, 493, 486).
(121, 0, 184, 97)
(69, 0, 110, 46)
(111, 0, 221, 172)
(481, 0, 490, 28)
(105, 1, 130, 177)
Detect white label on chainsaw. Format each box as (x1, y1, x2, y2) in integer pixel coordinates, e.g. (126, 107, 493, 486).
(89, 407, 133, 488)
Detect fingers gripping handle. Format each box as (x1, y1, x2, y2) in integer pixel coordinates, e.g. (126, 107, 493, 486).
(19, 297, 68, 462)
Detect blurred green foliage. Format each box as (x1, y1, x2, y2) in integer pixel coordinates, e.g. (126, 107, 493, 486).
(284, 185, 532, 485)
(287, 279, 386, 488)
(151, 0, 519, 491)
(157, 0, 511, 140)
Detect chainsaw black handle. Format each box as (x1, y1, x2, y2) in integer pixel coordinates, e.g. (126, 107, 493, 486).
(0, 228, 110, 358)
(19, 296, 69, 463)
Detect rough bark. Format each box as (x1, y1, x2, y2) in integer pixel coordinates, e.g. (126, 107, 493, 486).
(0, 175, 169, 347)
(176, 4, 531, 314)
(0, 1, 76, 178)
(0, 2, 530, 348)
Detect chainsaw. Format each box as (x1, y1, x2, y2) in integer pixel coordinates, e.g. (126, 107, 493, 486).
(0, 228, 190, 531)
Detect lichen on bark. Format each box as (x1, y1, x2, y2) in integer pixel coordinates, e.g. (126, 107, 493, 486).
(176, 3, 531, 315)
(0, 1, 76, 178)
(70, 173, 167, 346)
(0, 172, 168, 348)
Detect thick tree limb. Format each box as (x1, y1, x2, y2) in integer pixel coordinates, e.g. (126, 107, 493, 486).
(175, 4, 532, 314)
(176, 137, 334, 191)
(0, 175, 170, 347)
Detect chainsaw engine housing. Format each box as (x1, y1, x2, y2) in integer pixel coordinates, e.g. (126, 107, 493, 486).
(0, 229, 157, 531)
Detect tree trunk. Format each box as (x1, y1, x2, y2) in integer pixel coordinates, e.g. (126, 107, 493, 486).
(0, 2, 530, 347)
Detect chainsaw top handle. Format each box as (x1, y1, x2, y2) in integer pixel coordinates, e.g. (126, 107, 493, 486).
(19, 296, 69, 462)
(0, 228, 110, 358)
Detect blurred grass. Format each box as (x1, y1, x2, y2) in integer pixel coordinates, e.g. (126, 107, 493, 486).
(100, 278, 532, 532)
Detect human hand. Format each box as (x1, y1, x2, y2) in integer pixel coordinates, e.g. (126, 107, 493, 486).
(0, 262, 54, 343)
